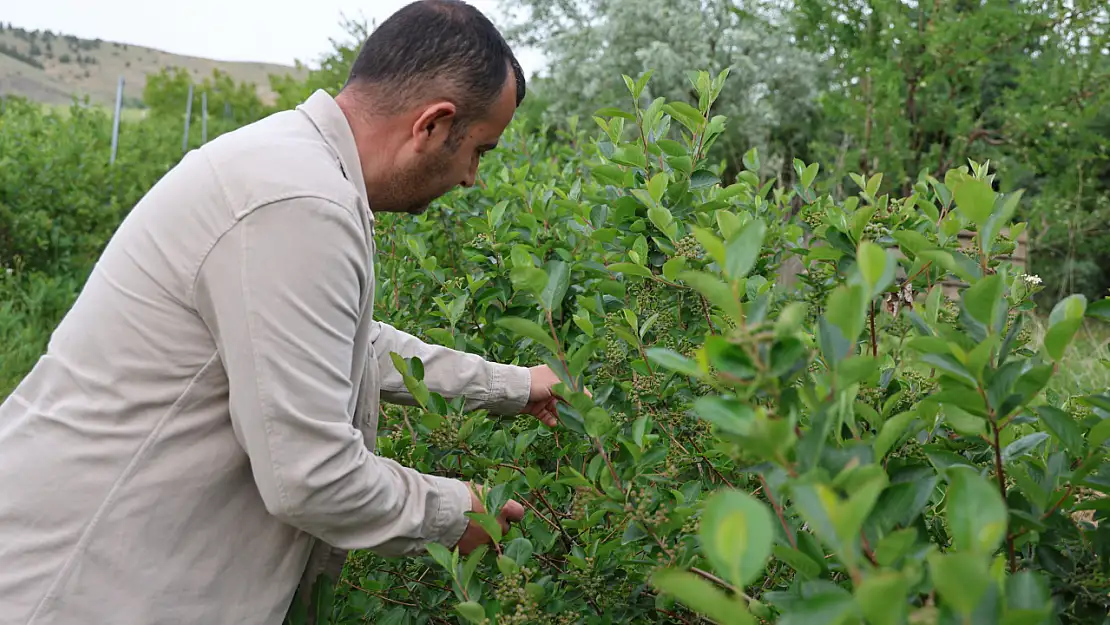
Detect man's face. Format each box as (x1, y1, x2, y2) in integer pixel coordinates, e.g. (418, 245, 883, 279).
(382, 75, 518, 215)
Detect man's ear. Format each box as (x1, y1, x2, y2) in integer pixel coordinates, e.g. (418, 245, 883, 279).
(411, 102, 457, 153)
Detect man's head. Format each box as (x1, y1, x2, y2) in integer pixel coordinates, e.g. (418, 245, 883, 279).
(335, 0, 526, 215)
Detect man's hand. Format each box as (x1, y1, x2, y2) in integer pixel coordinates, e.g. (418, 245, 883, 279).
(522, 364, 591, 427)
(453, 483, 525, 555)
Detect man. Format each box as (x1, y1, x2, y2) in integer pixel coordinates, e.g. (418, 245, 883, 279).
(0, 1, 561, 623)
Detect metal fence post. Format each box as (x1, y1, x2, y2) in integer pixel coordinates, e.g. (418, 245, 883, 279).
(201, 91, 208, 144)
(110, 75, 124, 165)
(182, 83, 194, 154)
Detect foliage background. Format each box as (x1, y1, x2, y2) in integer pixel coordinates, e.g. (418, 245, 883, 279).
(3, 2, 1110, 624)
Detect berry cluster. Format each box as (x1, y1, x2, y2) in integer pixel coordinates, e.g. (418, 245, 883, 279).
(624, 485, 671, 529)
(672, 234, 702, 260)
(468, 232, 492, 249)
(426, 414, 460, 448)
(569, 485, 596, 521)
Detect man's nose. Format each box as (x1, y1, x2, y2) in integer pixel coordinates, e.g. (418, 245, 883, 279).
(461, 161, 478, 188)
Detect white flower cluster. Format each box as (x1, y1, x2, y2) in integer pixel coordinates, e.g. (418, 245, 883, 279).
(1017, 272, 1043, 287)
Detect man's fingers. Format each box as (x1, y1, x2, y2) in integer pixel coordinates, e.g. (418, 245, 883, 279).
(540, 407, 557, 426)
(501, 499, 525, 523)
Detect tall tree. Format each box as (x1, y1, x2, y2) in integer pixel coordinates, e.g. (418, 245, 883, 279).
(496, 0, 822, 181)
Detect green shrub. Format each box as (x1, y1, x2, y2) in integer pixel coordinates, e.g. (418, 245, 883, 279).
(282, 71, 1110, 625)
(4, 65, 1109, 625)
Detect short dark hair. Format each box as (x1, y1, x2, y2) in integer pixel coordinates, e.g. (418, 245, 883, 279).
(342, 0, 525, 146)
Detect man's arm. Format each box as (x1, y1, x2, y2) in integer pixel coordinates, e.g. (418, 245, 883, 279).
(192, 195, 470, 555)
(370, 321, 532, 416)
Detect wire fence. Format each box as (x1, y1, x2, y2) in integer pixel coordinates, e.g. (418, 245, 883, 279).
(105, 73, 216, 165)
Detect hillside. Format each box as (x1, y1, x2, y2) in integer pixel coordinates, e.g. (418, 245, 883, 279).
(0, 24, 308, 107)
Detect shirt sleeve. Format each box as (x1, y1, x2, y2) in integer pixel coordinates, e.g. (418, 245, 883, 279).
(192, 195, 471, 555)
(371, 320, 532, 416)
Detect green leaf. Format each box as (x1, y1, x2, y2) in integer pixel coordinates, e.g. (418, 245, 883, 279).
(425, 542, 454, 572)
(946, 465, 1008, 555)
(679, 270, 744, 323)
(825, 283, 868, 346)
(663, 102, 705, 133)
(455, 601, 487, 624)
(610, 144, 647, 169)
(857, 242, 890, 296)
(1005, 571, 1052, 618)
(952, 178, 996, 227)
(607, 262, 653, 277)
(772, 545, 822, 579)
(776, 588, 856, 625)
(855, 571, 910, 625)
(465, 511, 503, 544)
(461, 544, 488, 587)
(1087, 298, 1110, 322)
(657, 139, 688, 157)
(699, 489, 775, 588)
(662, 256, 686, 281)
(494, 316, 560, 354)
(646, 347, 702, 378)
(918, 353, 978, 387)
(929, 551, 992, 616)
(693, 396, 755, 436)
(446, 293, 469, 326)
(510, 266, 548, 296)
(801, 162, 820, 189)
(584, 406, 612, 438)
(649, 206, 678, 240)
(982, 190, 1023, 257)
(907, 336, 952, 354)
(875, 411, 919, 460)
(540, 260, 570, 312)
(963, 274, 1005, 330)
(691, 226, 727, 267)
(1034, 406, 1084, 453)
(742, 147, 760, 172)
(770, 337, 808, 378)
(891, 230, 931, 259)
(650, 569, 753, 625)
(594, 106, 636, 120)
(875, 528, 919, 566)
(1049, 293, 1087, 326)
(1044, 318, 1082, 361)
(725, 218, 767, 281)
(488, 199, 508, 229)
(1087, 416, 1110, 449)
(705, 336, 756, 378)
(690, 169, 721, 190)
(1002, 432, 1049, 464)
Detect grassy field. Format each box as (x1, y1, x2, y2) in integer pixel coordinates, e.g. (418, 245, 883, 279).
(0, 25, 307, 107)
(1037, 318, 1110, 397)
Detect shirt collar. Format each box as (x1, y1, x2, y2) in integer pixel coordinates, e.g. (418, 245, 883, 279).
(296, 89, 373, 222)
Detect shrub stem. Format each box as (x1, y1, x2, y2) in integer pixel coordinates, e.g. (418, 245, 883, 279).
(991, 420, 1017, 573)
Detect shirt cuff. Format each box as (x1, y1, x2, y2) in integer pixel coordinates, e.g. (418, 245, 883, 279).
(483, 363, 532, 415)
(425, 475, 472, 550)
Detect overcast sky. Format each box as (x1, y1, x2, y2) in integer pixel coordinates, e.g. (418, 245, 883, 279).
(6, 0, 546, 77)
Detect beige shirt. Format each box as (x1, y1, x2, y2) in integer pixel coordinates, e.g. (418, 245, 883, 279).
(0, 89, 532, 625)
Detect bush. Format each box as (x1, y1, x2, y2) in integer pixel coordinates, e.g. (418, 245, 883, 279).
(4, 66, 1109, 625)
(280, 71, 1110, 625)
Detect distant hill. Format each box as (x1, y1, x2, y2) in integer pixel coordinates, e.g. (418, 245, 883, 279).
(0, 23, 309, 108)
